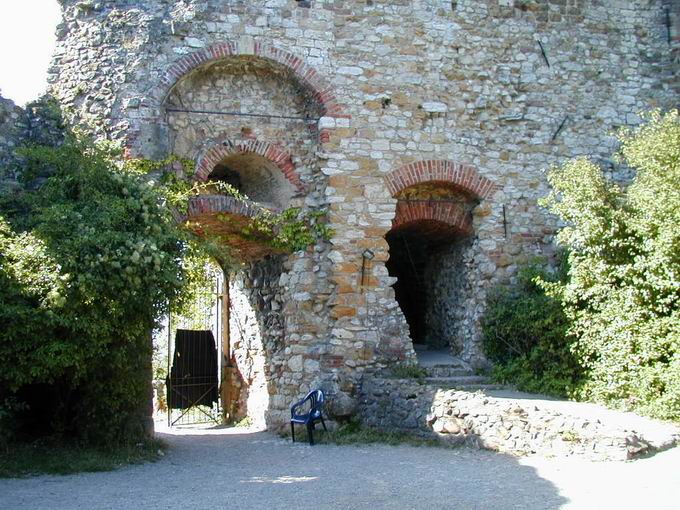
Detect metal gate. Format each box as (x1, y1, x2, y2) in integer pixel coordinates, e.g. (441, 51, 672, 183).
(166, 265, 226, 426)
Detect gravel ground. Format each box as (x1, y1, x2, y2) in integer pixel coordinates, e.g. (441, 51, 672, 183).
(1, 426, 679, 510)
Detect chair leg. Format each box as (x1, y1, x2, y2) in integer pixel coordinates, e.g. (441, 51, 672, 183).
(320, 416, 328, 432)
(307, 422, 315, 446)
(291, 422, 295, 443)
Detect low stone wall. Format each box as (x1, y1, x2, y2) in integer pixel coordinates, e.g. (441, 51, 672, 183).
(0, 94, 65, 191)
(359, 377, 679, 461)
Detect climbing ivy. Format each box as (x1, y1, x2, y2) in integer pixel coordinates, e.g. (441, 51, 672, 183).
(0, 135, 219, 444)
(0, 128, 334, 444)
(125, 154, 333, 255)
(243, 207, 333, 253)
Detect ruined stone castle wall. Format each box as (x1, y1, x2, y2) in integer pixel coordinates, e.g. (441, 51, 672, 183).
(0, 95, 26, 191)
(49, 0, 678, 426)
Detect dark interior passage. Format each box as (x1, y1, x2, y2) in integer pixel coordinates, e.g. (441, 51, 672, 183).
(208, 153, 294, 210)
(386, 220, 461, 347)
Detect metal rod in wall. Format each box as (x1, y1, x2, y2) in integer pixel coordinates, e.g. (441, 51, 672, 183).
(502, 204, 508, 239)
(165, 107, 319, 122)
(552, 115, 569, 142)
(537, 39, 550, 68)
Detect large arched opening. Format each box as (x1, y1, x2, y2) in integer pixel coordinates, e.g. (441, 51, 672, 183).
(384, 161, 497, 364)
(152, 44, 334, 430)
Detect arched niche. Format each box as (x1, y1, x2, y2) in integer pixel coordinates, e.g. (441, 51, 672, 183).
(208, 152, 296, 211)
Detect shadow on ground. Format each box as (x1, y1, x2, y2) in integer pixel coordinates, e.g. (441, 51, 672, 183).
(0, 426, 567, 510)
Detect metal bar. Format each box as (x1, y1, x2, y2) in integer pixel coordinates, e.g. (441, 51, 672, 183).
(502, 204, 508, 239)
(166, 107, 318, 122)
(537, 40, 550, 68)
(398, 199, 469, 204)
(551, 115, 569, 142)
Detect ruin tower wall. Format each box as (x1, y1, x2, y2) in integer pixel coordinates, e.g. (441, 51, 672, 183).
(49, 0, 678, 426)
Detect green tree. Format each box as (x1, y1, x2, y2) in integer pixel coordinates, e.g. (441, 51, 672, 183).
(542, 110, 680, 420)
(0, 136, 190, 444)
(482, 257, 581, 397)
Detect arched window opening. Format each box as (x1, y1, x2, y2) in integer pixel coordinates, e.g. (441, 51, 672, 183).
(208, 152, 295, 210)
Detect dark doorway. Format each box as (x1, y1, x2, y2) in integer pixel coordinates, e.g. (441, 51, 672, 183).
(386, 220, 465, 350)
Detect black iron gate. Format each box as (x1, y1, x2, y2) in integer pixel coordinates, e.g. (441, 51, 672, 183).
(166, 265, 226, 426)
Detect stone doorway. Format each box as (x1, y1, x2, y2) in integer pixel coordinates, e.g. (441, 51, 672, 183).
(183, 148, 298, 428)
(386, 219, 472, 356)
(382, 160, 498, 366)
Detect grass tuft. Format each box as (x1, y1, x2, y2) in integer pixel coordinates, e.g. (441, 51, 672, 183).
(0, 438, 165, 478)
(390, 364, 428, 381)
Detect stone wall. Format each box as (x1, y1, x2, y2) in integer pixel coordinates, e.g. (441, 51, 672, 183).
(227, 270, 270, 427)
(424, 238, 474, 356)
(0, 95, 66, 192)
(0, 95, 26, 191)
(359, 377, 680, 461)
(49, 0, 679, 425)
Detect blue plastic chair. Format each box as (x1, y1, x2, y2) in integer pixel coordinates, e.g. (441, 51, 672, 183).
(290, 389, 327, 445)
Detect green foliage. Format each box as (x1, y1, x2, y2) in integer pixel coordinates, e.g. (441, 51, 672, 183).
(390, 364, 428, 381)
(541, 110, 680, 420)
(0, 124, 331, 445)
(0, 135, 198, 444)
(0, 398, 28, 448)
(150, 155, 333, 255)
(242, 206, 334, 253)
(482, 258, 582, 397)
(234, 416, 253, 428)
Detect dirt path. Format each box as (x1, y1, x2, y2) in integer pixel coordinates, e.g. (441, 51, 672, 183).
(1, 426, 678, 510)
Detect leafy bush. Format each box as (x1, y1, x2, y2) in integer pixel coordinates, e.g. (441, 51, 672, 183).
(0, 115, 334, 446)
(0, 136, 189, 444)
(541, 110, 680, 420)
(482, 258, 582, 397)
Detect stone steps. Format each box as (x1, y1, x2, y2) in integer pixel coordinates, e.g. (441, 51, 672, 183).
(416, 350, 513, 390)
(424, 375, 513, 392)
(423, 365, 478, 378)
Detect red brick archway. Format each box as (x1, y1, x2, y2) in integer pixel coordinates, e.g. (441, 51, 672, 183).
(384, 160, 498, 352)
(392, 200, 472, 235)
(155, 39, 346, 118)
(385, 159, 498, 231)
(385, 160, 498, 201)
(195, 138, 305, 192)
(125, 39, 348, 158)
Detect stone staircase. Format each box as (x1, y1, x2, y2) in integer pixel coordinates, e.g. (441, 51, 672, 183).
(422, 365, 512, 391)
(416, 347, 513, 392)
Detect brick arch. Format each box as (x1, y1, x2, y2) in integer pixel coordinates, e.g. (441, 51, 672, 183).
(195, 139, 305, 191)
(392, 201, 472, 235)
(384, 160, 499, 200)
(155, 38, 345, 118)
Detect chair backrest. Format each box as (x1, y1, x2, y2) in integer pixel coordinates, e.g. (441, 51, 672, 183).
(308, 389, 324, 412)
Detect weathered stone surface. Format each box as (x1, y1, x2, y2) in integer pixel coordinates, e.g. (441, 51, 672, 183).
(359, 378, 680, 461)
(44, 0, 680, 427)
